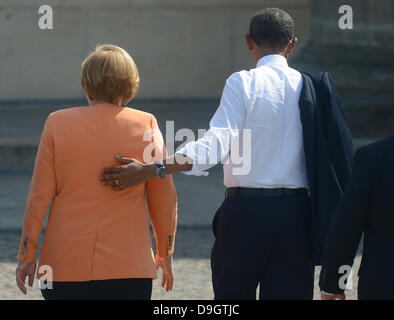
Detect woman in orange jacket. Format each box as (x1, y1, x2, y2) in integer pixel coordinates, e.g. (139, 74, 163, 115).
(15, 44, 178, 300)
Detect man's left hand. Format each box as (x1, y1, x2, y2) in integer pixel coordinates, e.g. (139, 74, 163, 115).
(99, 155, 155, 190)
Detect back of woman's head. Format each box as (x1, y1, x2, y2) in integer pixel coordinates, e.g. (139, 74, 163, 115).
(81, 44, 139, 105)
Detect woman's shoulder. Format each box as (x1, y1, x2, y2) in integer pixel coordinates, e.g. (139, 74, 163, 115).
(121, 105, 151, 116)
(121, 106, 157, 123)
(47, 106, 89, 121)
(47, 105, 157, 129)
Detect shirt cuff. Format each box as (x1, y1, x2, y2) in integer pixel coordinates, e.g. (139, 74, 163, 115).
(321, 290, 334, 295)
(176, 144, 209, 177)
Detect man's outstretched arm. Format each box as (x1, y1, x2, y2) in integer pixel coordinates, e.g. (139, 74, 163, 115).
(100, 73, 246, 190)
(319, 148, 371, 299)
(99, 154, 193, 190)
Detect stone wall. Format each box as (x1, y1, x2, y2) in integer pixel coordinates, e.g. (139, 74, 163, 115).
(293, 0, 394, 139)
(0, 0, 311, 100)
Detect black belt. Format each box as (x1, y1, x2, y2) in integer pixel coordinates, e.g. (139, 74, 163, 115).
(225, 187, 309, 198)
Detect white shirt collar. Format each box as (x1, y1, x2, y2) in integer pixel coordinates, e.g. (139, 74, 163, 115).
(256, 54, 288, 68)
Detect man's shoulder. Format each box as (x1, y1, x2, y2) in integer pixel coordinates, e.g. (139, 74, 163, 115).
(357, 136, 394, 157)
(301, 71, 337, 93)
(355, 135, 394, 168)
(301, 71, 328, 82)
(226, 69, 252, 83)
(226, 64, 280, 87)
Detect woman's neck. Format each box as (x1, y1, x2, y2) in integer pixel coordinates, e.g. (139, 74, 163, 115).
(88, 99, 122, 106)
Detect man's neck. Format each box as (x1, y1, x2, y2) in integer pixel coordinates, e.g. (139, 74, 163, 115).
(254, 51, 287, 66)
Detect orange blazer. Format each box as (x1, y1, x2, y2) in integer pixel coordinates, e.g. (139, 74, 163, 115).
(17, 103, 177, 282)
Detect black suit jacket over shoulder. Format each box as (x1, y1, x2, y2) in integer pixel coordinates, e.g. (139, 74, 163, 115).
(299, 71, 354, 265)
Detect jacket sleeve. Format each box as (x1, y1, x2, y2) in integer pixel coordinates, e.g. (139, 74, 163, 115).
(319, 148, 371, 293)
(17, 113, 57, 262)
(145, 115, 178, 257)
(321, 73, 354, 190)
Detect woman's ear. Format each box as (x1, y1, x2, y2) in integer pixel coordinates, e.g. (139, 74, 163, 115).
(115, 97, 123, 106)
(86, 95, 93, 105)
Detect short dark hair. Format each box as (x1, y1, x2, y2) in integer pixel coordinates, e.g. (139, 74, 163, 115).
(249, 8, 295, 50)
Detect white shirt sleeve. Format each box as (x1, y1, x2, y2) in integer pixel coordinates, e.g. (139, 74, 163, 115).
(176, 72, 247, 176)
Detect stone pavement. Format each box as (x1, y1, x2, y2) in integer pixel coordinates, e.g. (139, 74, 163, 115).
(0, 228, 215, 300)
(0, 228, 360, 300)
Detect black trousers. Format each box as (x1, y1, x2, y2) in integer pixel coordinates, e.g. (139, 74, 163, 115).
(41, 278, 152, 300)
(211, 190, 315, 300)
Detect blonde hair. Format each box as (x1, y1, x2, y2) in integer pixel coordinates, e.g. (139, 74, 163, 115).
(81, 44, 139, 105)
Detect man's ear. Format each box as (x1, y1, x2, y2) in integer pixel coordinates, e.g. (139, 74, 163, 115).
(287, 37, 297, 55)
(245, 33, 254, 51)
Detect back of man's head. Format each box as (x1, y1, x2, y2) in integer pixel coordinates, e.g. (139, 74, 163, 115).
(249, 8, 295, 51)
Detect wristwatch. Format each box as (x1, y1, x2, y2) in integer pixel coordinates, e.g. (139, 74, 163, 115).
(155, 160, 167, 178)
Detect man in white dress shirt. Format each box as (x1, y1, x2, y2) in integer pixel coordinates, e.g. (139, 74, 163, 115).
(101, 8, 315, 299)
